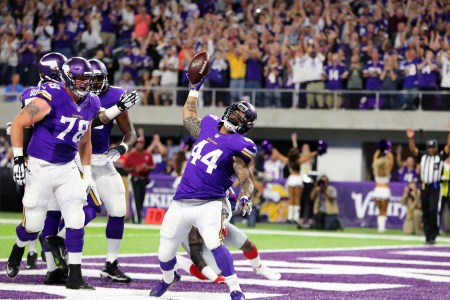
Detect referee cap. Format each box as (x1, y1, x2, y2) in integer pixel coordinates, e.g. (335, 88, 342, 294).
(426, 139, 437, 148)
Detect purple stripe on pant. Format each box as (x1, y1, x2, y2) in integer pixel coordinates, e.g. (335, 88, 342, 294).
(160, 257, 177, 271)
(106, 216, 125, 239)
(65, 228, 84, 253)
(16, 224, 39, 242)
(211, 245, 235, 277)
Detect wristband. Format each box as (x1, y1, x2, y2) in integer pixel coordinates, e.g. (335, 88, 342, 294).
(82, 165, 92, 178)
(13, 147, 23, 157)
(120, 143, 129, 153)
(188, 90, 199, 98)
(104, 105, 122, 120)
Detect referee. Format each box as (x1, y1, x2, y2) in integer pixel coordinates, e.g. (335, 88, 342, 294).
(406, 128, 450, 244)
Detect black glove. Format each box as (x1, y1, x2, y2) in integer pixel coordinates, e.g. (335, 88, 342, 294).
(117, 91, 139, 111)
(13, 156, 26, 185)
(105, 144, 127, 163)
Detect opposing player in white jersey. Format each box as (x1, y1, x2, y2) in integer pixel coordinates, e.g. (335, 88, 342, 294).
(6, 57, 100, 289)
(150, 72, 257, 300)
(177, 188, 281, 282)
(45, 59, 137, 283)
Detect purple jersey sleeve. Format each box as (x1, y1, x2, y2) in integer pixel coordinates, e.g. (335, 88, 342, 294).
(27, 83, 100, 163)
(20, 86, 40, 108)
(91, 86, 125, 154)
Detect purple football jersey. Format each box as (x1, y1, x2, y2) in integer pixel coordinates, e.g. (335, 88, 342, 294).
(20, 86, 40, 108)
(27, 82, 101, 163)
(91, 86, 125, 154)
(325, 64, 347, 90)
(173, 114, 257, 201)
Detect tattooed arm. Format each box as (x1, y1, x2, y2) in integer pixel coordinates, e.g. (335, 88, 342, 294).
(233, 156, 254, 199)
(183, 96, 201, 139)
(10, 98, 51, 149)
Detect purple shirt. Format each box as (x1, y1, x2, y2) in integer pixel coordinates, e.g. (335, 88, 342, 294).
(418, 59, 438, 88)
(28, 82, 100, 163)
(66, 17, 85, 41)
(209, 59, 228, 85)
(246, 58, 263, 82)
(398, 166, 419, 183)
(101, 10, 117, 34)
(19, 41, 38, 65)
(174, 114, 256, 200)
(364, 60, 384, 90)
(325, 64, 347, 89)
(91, 86, 125, 154)
(402, 59, 420, 89)
(265, 65, 283, 89)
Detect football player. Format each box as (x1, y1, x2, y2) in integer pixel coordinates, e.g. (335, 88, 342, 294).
(6, 57, 100, 289)
(45, 59, 137, 283)
(177, 188, 281, 282)
(149, 74, 257, 300)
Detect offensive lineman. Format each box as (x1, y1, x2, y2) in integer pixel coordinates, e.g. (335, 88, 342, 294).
(7, 57, 100, 289)
(149, 74, 257, 300)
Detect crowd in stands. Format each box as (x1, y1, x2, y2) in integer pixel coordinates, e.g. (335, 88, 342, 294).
(1, 0, 450, 109)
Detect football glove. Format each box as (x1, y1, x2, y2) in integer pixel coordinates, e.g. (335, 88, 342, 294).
(187, 74, 206, 91)
(117, 90, 139, 111)
(13, 156, 26, 185)
(105, 144, 128, 163)
(239, 196, 252, 216)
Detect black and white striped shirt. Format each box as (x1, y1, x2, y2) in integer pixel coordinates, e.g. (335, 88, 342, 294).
(419, 151, 446, 184)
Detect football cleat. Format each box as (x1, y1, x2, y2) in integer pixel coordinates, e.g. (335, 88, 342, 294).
(254, 264, 281, 281)
(214, 274, 226, 284)
(44, 268, 68, 285)
(66, 264, 95, 290)
(45, 236, 68, 273)
(149, 271, 180, 297)
(6, 244, 25, 278)
(100, 260, 131, 283)
(26, 252, 38, 269)
(230, 290, 246, 300)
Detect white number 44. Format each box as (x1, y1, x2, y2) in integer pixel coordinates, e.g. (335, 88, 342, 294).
(190, 140, 223, 174)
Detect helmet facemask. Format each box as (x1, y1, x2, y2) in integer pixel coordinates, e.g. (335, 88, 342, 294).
(71, 75, 93, 98)
(92, 74, 108, 95)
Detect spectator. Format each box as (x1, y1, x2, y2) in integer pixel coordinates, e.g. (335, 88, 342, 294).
(346, 54, 363, 109)
(80, 25, 103, 58)
(124, 137, 154, 224)
(400, 48, 420, 110)
(120, 44, 136, 81)
(133, 6, 151, 43)
(396, 145, 419, 183)
(4, 73, 24, 102)
(34, 18, 54, 55)
(311, 175, 341, 230)
(380, 56, 399, 109)
(304, 45, 325, 109)
(324, 53, 348, 109)
(118, 4, 135, 47)
(206, 50, 229, 107)
(263, 55, 283, 107)
(65, 9, 85, 55)
(418, 49, 439, 110)
(245, 37, 263, 96)
(118, 72, 136, 93)
(290, 48, 307, 108)
(227, 42, 248, 102)
(401, 181, 423, 235)
(439, 49, 450, 110)
(53, 22, 71, 58)
(159, 45, 179, 105)
(361, 49, 384, 109)
(146, 133, 168, 174)
(141, 69, 161, 106)
(0, 32, 19, 85)
(135, 46, 153, 83)
(17, 31, 38, 86)
(100, 4, 118, 48)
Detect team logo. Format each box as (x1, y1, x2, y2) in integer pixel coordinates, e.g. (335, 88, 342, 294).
(41, 60, 58, 70)
(191, 60, 200, 68)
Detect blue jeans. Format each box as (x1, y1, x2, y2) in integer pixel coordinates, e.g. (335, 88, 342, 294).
(230, 79, 245, 102)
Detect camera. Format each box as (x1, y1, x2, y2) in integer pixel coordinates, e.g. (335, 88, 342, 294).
(318, 179, 325, 186)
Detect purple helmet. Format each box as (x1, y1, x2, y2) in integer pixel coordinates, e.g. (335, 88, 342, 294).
(376, 139, 392, 154)
(88, 59, 108, 94)
(38, 52, 67, 84)
(221, 101, 257, 135)
(317, 140, 328, 156)
(261, 140, 273, 156)
(61, 57, 93, 98)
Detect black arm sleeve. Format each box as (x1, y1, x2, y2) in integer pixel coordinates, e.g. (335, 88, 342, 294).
(23, 127, 33, 157)
(189, 243, 207, 270)
(91, 113, 105, 128)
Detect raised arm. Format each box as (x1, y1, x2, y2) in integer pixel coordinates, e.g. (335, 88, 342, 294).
(406, 128, 419, 157)
(183, 73, 206, 139)
(298, 151, 317, 164)
(272, 148, 288, 164)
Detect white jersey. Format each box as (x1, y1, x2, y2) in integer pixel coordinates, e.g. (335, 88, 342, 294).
(440, 54, 450, 88)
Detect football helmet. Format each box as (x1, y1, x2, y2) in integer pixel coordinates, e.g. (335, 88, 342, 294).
(88, 59, 108, 95)
(221, 101, 257, 135)
(61, 57, 93, 98)
(38, 52, 67, 84)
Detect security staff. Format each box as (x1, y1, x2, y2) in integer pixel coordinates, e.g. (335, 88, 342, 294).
(406, 127, 450, 244)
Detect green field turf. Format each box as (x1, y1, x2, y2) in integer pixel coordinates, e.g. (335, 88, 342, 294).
(0, 212, 448, 259)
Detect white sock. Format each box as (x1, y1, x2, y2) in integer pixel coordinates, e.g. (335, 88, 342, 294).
(16, 239, 27, 248)
(175, 255, 192, 274)
(293, 205, 300, 223)
(162, 269, 175, 284)
(201, 265, 218, 281)
(45, 252, 58, 272)
(378, 216, 386, 232)
(68, 252, 82, 265)
(28, 238, 37, 254)
(247, 256, 261, 269)
(225, 274, 241, 293)
(58, 227, 66, 239)
(287, 205, 294, 221)
(106, 239, 122, 263)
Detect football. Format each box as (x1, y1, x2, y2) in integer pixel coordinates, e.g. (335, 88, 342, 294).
(187, 51, 211, 84)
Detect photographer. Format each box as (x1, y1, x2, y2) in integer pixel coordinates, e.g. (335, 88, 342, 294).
(311, 175, 341, 230)
(401, 181, 423, 235)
